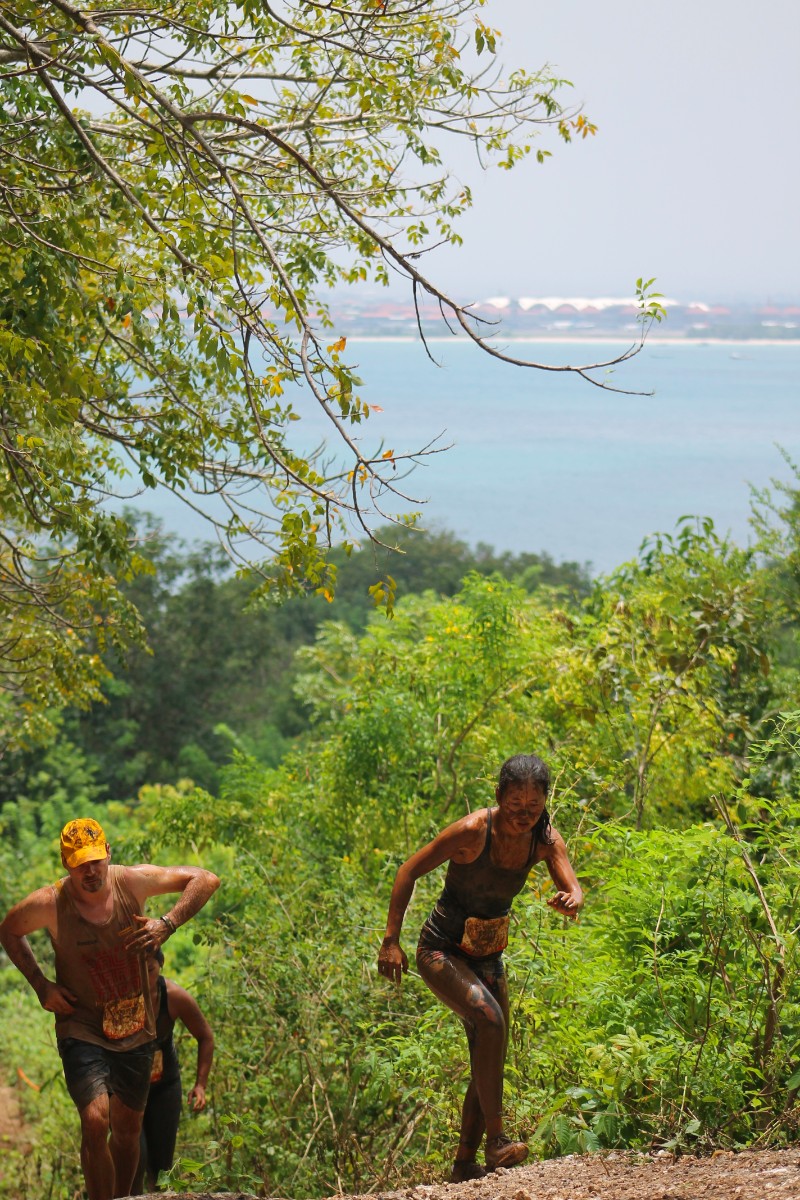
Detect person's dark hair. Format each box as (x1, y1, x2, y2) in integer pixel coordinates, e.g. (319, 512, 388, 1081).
(498, 753, 550, 796)
(150, 947, 165, 967)
(497, 753, 553, 845)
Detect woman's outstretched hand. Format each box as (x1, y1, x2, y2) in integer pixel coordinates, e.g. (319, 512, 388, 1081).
(378, 937, 409, 984)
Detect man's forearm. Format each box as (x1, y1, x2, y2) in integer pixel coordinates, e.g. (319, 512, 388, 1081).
(0, 931, 48, 998)
(162, 871, 220, 931)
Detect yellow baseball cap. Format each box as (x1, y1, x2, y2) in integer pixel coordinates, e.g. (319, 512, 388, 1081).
(60, 819, 108, 869)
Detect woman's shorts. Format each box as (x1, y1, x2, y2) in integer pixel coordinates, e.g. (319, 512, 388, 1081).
(416, 941, 505, 991)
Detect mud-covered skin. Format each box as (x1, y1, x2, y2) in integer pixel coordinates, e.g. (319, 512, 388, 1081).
(379, 755, 583, 1175)
(416, 947, 509, 1150)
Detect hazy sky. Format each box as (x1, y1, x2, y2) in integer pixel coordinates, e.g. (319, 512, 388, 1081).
(423, 0, 800, 304)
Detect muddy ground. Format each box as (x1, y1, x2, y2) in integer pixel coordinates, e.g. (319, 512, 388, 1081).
(136, 1147, 800, 1200)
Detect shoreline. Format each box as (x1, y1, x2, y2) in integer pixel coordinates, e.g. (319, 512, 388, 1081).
(342, 335, 800, 347)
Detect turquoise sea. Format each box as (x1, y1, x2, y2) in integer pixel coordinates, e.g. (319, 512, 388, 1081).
(145, 339, 800, 576)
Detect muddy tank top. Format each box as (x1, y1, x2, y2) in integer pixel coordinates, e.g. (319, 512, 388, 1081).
(150, 974, 181, 1088)
(51, 865, 156, 1050)
(420, 809, 538, 952)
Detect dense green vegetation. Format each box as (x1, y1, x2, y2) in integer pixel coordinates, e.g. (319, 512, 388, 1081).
(0, 520, 591, 801)
(2, 472, 800, 1199)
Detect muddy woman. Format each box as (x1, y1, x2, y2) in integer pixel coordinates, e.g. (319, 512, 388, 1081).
(378, 753, 583, 1182)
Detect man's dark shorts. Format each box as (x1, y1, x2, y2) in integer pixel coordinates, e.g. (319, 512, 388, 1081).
(58, 1038, 156, 1112)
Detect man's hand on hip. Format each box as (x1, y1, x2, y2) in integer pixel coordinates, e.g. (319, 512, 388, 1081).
(37, 979, 77, 1014)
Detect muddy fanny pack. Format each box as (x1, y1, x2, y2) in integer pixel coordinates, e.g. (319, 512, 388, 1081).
(457, 914, 510, 957)
(102, 993, 146, 1040)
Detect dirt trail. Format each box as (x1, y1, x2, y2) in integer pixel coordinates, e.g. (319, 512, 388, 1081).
(0, 1082, 32, 1190)
(135, 1148, 800, 1200)
(0, 1084, 28, 1148)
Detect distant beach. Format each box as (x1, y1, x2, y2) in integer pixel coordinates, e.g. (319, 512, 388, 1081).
(326, 296, 800, 345)
(346, 336, 800, 347)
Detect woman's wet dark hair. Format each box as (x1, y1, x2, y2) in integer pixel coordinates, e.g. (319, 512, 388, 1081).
(497, 753, 553, 845)
(498, 753, 550, 796)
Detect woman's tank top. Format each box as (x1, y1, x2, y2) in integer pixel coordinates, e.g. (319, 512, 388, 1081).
(420, 809, 539, 951)
(51, 865, 156, 1049)
(150, 975, 181, 1088)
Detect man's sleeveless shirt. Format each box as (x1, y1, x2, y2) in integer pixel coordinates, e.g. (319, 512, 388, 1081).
(51, 865, 156, 1050)
(420, 809, 539, 952)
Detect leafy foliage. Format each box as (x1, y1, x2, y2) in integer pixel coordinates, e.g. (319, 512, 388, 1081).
(555, 517, 774, 827)
(37, 518, 586, 798)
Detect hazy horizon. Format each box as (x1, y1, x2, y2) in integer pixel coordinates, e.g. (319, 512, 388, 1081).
(408, 0, 800, 307)
(330, 286, 800, 307)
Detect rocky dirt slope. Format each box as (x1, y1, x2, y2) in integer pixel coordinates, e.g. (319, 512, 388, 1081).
(137, 1148, 800, 1200)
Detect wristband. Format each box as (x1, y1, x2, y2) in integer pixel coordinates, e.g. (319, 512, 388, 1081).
(160, 915, 177, 935)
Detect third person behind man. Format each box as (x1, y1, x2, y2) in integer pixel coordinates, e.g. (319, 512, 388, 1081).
(132, 948, 214, 1193)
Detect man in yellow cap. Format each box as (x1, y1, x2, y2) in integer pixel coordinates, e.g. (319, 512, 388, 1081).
(0, 817, 220, 1200)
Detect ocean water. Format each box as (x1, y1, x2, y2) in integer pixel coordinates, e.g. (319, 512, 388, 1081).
(140, 339, 800, 576)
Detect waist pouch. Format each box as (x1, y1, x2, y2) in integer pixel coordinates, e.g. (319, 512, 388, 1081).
(458, 914, 509, 957)
(102, 993, 146, 1041)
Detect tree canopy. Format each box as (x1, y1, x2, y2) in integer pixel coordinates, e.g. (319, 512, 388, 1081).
(0, 0, 667, 741)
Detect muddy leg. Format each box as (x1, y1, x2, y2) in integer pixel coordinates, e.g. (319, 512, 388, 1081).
(108, 1094, 144, 1198)
(78, 1095, 115, 1200)
(457, 969, 510, 1161)
(456, 1075, 484, 1160)
(416, 949, 506, 1143)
